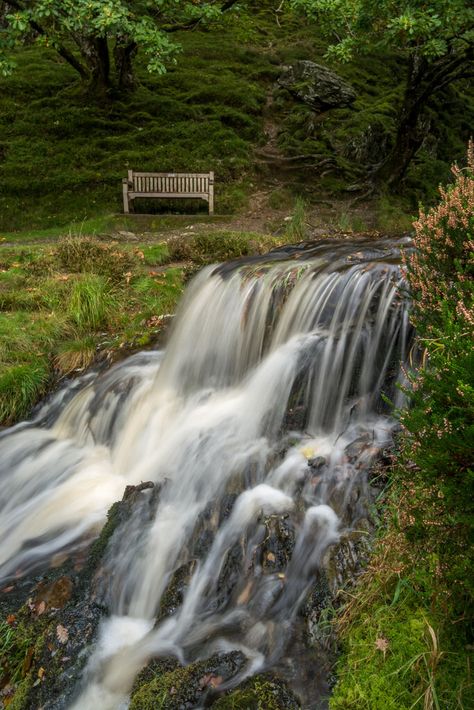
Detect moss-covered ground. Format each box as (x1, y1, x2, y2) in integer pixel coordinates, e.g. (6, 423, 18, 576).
(0, 4, 473, 233)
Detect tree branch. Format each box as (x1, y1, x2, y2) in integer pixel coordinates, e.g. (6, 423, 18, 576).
(162, 0, 240, 33)
(6, 0, 89, 79)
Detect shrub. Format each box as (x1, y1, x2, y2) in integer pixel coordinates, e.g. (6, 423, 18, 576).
(330, 144, 474, 710)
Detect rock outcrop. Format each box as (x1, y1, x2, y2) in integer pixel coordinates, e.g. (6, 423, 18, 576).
(278, 61, 356, 112)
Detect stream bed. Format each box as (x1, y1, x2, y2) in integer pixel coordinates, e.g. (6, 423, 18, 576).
(0, 236, 413, 709)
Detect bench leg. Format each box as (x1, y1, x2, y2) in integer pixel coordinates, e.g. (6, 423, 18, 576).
(208, 175, 214, 215)
(122, 180, 129, 214)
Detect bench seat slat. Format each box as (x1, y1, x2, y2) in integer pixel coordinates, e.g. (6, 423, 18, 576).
(129, 192, 210, 199)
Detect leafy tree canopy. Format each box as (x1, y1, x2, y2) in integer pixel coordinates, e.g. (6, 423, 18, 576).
(291, 0, 474, 62)
(291, 1, 474, 186)
(0, 0, 240, 91)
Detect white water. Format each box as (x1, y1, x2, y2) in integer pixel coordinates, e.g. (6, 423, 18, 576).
(0, 237, 412, 708)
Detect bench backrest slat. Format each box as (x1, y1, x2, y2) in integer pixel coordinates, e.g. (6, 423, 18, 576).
(132, 175, 199, 192)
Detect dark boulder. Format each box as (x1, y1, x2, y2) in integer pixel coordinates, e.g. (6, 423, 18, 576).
(278, 60, 356, 112)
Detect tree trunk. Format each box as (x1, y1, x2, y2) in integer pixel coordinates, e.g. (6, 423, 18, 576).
(89, 37, 111, 95)
(372, 56, 429, 188)
(114, 41, 138, 92)
(76, 36, 111, 97)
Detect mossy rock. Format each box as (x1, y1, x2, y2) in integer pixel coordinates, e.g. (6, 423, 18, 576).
(130, 652, 247, 709)
(213, 674, 301, 709)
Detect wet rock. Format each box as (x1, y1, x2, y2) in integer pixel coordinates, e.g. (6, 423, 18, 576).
(278, 61, 356, 112)
(281, 404, 307, 432)
(326, 531, 371, 597)
(260, 515, 296, 573)
(157, 560, 197, 623)
(31, 576, 73, 612)
(344, 433, 373, 461)
(123, 481, 155, 500)
(308, 456, 326, 470)
(301, 572, 333, 647)
(0, 485, 166, 710)
(213, 673, 301, 709)
(130, 652, 248, 709)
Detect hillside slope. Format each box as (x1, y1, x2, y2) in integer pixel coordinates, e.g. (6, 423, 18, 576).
(0, 3, 473, 232)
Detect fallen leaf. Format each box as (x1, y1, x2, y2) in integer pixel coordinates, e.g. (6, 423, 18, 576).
(237, 581, 253, 605)
(22, 647, 34, 675)
(56, 624, 69, 644)
(36, 601, 46, 616)
(199, 674, 223, 689)
(375, 636, 389, 657)
(38, 667, 46, 680)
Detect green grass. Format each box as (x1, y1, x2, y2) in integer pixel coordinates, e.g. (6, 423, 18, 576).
(0, 358, 50, 425)
(67, 274, 117, 330)
(330, 479, 474, 710)
(0, 235, 187, 424)
(284, 196, 309, 241)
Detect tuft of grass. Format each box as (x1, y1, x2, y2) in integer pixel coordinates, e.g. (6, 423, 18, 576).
(284, 196, 308, 242)
(56, 236, 140, 283)
(67, 274, 117, 331)
(0, 358, 50, 424)
(140, 243, 170, 266)
(53, 335, 97, 375)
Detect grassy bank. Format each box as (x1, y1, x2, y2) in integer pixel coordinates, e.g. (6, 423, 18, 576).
(0, 217, 309, 425)
(330, 149, 474, 709)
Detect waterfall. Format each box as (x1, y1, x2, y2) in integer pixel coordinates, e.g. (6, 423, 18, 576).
(0, 236, 412, 709)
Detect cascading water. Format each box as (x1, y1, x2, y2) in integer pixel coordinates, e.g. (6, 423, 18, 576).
(0, 236, 413, 709)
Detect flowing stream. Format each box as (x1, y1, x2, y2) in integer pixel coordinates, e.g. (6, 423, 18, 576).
(0, 237, 412, 709)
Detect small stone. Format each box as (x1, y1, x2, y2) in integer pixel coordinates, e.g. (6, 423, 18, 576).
(308, 456, 326, 469)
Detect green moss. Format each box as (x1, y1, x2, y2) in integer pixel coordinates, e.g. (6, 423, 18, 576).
(130, 664, 197, 710)
(213, 676, 301, 709)
(84, 501, 123, 576)
(331, 608, 430, 710)
(7, 678, 33, 710)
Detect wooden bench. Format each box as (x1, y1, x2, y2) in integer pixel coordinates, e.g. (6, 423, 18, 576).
(122, 170, 214, 214)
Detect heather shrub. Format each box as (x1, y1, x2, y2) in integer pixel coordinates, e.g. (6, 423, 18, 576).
(405, 141, 474, 337)
(401, 143, 474, 614)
